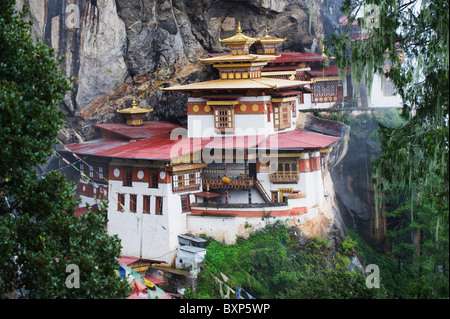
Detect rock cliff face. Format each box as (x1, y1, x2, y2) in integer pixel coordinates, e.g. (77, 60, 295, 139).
(20, 0, 385, 244)
(16, 0, 343, 141)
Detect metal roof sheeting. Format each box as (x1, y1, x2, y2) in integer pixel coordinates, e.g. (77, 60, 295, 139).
(63, 121, 339, 161)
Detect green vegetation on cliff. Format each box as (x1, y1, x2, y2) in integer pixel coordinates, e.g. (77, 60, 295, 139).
(186, 222, 387, 299)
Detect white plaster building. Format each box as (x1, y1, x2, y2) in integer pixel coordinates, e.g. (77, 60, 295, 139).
(63, 26, 341, 266)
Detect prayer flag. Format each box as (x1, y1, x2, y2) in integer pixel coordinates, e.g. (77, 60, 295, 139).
(144, 278, 155, 288)
(220, 272, 229, 282)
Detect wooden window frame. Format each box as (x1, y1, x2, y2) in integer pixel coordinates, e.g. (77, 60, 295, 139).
(143, 195, 151, 214)
(270, 159, 299, 183)
(123, 168, 133, 187)
(155, 196, 163, 215)
(129, 194, 137, 213)
(118, 193, 125, 212)
(214, 106, 235, 134)
(149, 170, 159, 189)
(172, 170, 202, 193)
(180, 194, 191, 213)
(273, 103, 292, 131)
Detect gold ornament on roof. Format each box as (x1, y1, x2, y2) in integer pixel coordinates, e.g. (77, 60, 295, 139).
(117, 95, 153, 126)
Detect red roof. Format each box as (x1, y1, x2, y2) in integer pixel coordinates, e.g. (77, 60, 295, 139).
(96, 121, 180, 140)
(204, 135, 265, 149)
(63, 121, 339, 160)
(272, 90, 305, 96)
(194, 191, 222, 199)
(119, 256, 139, 265)
(269, 52, 326, 63)
(307, 64, 351, 77)
(259, 129, 340, 150)
(126, 294, 147, 299)
(339, 15, 359, 26)
(144, 274, 165, 285)
(201, 94, 244, 100)
(75, 204, 98, 217)
(262, 65, 301, 71)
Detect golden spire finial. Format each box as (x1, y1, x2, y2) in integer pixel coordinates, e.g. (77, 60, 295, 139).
(237, 21, 242, 33)
(132, 96, 137, 108)
(265, 25, 269, 36)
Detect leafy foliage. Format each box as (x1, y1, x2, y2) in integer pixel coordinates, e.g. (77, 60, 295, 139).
(0, 1, 130, 298)
(327, 0, 449, 298)
(188, 223, 386, 299)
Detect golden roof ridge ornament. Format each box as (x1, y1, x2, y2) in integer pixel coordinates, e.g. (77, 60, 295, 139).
(321, 43, 335, 59)
(257, 26, 286, 43)
(117, 95, 153, 126)
(117, 96, 152, 115)
(219, 21, 257, 45)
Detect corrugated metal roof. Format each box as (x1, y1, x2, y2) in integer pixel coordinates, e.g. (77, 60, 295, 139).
(63, 121, 340, 161)
(259, 130, 340, 150)
(96, 121, 180, 140)
(204, 135, 266, 149)
(119, 256, 139, 265)
(307, 65, 351, 77)
(144, 274, 165, 285)
(268, 52, 326, 63)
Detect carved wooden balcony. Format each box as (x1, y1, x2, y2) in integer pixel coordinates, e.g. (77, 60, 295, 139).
(269, 173, 299, 184)
(203, 176, 254, 189)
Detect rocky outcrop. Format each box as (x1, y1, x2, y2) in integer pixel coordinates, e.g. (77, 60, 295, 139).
(328, 112, 387, 247)
(16, 0, 343, 141)
(296, 112, 350, 170)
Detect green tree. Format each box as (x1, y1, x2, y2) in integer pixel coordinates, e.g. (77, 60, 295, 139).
(0, 1, 130, 298)
(327, 0, 449, 298)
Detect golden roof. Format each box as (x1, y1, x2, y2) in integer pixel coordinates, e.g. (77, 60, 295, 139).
(219, 21, 257, 45)
(257, 26, 286, 44)
(117, 97, 152, 115)
(199, 53, 279, 64)
(161, 77, 312, 91)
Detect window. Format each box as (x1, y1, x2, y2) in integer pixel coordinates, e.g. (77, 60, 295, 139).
(118, 193, 125, 212)
(214, 106, 234, 134)
(130, 194, 137, 213)
(172, 170, 202, 193)
(195, 171, 201, 185)
(89, 166, 94, 178)
(270, 160, 299, 183)
(273, 103, 291, 131)
(143, 195, 151, 214)
(383, 78, 396, 96)
(173, 174, 179, 189)
(155, 196, 163, 215)
(98, 166, 103, 179)
(124, 168, 132, 186)
(180, 194, 190, 213)
(149, 171, 158, 188)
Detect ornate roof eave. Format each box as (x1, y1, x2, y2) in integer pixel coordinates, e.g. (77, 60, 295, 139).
(117, 97, 151, 115)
